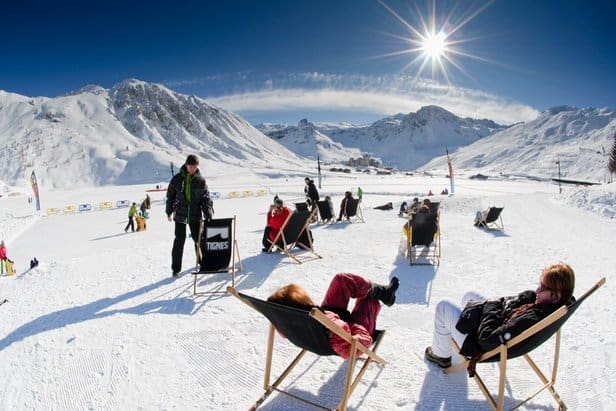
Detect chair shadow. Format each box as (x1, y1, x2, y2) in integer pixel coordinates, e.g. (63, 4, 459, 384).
(228, 252, 285, 290)
(0, 276, 194, 352)
(476, 228, 510, 238)
(258, 355, 382, 411)
(390, 252, 438, 307)
(415, 365, 483, 410)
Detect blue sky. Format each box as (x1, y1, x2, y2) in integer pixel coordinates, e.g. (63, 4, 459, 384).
(2, 0, 615, 125)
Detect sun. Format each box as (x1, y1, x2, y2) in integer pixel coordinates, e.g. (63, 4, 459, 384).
(377, 0, 495, 83)
(421, 31, 448, 60)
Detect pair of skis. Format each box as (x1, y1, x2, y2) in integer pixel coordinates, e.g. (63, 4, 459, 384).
(0, 299, 8, 306)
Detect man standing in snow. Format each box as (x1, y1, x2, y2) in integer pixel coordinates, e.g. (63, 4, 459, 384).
(165, 155, 213, 277)
(304, 177, 319, 217)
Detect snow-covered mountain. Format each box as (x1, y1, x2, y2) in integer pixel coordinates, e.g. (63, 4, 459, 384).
(0, 80, 305, 189)
(258, 106, 506, 170)
(421, 106, 616, 182)
(256, 118, 362, 163)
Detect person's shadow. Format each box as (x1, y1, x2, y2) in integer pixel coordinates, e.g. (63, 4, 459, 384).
(0, 277, 193, 352)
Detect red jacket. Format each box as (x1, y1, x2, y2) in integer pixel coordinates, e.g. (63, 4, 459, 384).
(267, 207, 291, 241)
(0, 244, 6, 260)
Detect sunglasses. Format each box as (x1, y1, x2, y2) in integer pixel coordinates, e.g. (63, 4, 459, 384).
(537, 283, 554, 293)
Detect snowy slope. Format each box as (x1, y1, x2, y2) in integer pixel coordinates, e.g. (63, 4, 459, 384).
(0, 80, 306, 189)
(315, 105, 505, 170)
(421, 106, 616, 182)
(256, 118, 362, 163)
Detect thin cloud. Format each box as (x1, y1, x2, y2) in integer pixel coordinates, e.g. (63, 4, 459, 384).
(169, 72, 540, 125)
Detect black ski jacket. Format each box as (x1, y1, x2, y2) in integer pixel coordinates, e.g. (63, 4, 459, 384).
(304, 180, 320, 202)
(460, 290, 561, 357)
(165, 165, 213, 224)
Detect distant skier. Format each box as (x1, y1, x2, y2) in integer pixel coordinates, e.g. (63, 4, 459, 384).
(30, 257, 39, 269)
(125, 203, 137, 232)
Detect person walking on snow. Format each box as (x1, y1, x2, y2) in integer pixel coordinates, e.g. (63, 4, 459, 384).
(165, 154, 213, 277)
(125, 203, 137, 232)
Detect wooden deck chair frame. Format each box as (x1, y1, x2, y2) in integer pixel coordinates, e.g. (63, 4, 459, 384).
(266, 209, 322, 264)
(342, 197, 364, 223)
(192, 216, 242, 295)
(479, 207, 504, 231)
(407, 212, 441, 266)
(227, 286, 387, 411)
(444, 277, 606, 411)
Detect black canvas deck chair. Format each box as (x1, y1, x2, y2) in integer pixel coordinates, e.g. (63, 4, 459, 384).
(407, 212, 441, 266)
(294, 201, 309, 212)
(227, 286, 387, 411)
(444, 277, 606, 411)
(316, 200, 335, 224)
(478, 207, 504, 231)
(266, 209, 321, 264)
(192, 216, 242, 295)
(341, 197, 364, 223)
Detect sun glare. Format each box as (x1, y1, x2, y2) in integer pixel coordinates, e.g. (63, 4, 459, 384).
(377, 0, 495, 83)
(421, 32, 447, 59)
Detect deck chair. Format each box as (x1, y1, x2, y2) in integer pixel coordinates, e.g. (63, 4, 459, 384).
(316, 200, 335, 224)
(227, 286, 387, 411)
(266, 209, 321, 264)
(444, 277, 606, 411)
(477, 207, 504, 231)
(407, 212, 441, 266)
(294, 202, 309, 212)
(192, 216, 242, 295)
(341, 197, 364, 223)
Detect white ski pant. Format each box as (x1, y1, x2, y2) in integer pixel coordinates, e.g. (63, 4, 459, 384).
(431, 291, 485, 358)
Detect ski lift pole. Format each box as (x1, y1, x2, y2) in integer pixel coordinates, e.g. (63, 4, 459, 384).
(556, 159, 562, 194)
(317, 155, 322, 189)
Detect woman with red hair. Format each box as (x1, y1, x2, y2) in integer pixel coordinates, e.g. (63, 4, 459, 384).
(269, 273, 399, 359)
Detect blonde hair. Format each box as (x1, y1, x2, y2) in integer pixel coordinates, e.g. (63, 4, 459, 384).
(268, 283, 315, 310)
(541, 263, 575, 305)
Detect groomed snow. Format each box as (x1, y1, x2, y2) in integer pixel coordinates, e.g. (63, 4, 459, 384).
(0, 173, 614, 410)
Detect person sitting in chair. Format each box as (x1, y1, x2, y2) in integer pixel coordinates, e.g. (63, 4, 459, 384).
(268, 273, 400, 359)
(474, 208, 490, 226)
(398, 201, 408, 217)
(262, 198, 291, 252)
(324, 195, 336, 222)
(417, 198, 431, 213)
(424, 263, 575, 368)
(409, 197, 421, 213)
(337, 191, 355, 221)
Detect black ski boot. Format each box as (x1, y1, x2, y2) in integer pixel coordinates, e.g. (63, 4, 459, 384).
(370, 277, 400, 306)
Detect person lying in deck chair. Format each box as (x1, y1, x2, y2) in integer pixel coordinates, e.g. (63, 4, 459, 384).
(424, 263, 575, 368)
(269, 273, 400, 359)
